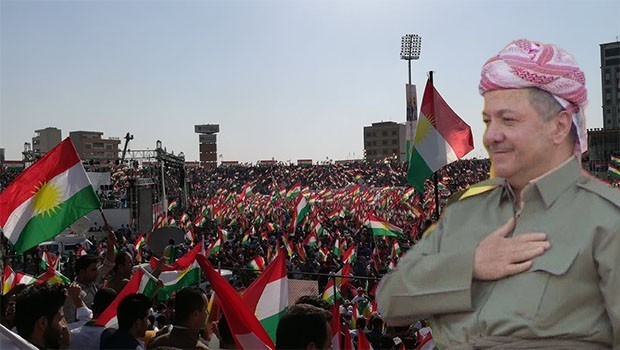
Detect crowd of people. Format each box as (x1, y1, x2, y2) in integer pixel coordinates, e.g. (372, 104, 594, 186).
(2, 147, 619, 349)
(1, 156, 492, 349)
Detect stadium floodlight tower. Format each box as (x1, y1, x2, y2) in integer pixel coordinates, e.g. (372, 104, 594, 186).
(400, 34, 422, 121)
(400, 34, 422, 85)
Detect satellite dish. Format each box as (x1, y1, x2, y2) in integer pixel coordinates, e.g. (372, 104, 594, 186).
(69, 216, 91, 235)
(148, 227, 185, 257)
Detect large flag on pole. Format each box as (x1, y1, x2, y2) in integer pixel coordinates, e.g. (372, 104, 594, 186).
(0, 138, 100, 253)
(196, 254, 275, 350)
(407, 79, 474, 192)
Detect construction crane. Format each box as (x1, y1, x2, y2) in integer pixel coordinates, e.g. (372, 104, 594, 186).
(120, 132, 134, 164)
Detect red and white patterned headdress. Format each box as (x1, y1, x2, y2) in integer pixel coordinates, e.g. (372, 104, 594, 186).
(480, 39, 588, 156)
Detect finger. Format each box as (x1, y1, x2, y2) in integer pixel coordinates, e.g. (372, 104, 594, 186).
(504, 260, 534, 277)
(509, 246, 547, 263)
(491, 217, 517, 237)
(514, 232, 548, 242)
(511, 240, 551, 253)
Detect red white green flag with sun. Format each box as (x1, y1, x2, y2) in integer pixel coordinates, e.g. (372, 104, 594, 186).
(0, 138, 100, 253)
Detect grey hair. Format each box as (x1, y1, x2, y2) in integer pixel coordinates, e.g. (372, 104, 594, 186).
(527, 88, 564, 121)
(527, 87, 577, 142)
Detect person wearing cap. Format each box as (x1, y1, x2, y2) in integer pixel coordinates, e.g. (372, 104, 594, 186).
(377, 39, 620, 349)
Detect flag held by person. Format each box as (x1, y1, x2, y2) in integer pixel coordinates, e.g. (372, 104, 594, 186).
(407, 78, 474, 192)
(367, 214, 405, 238)
(95, 269, 154, 328)
(196, 254, 275, 350)
(289, 195, 309, 232)
(0, 138, 100, 253)
(242, 252, 288, 342)
(2, 263, 36, 295)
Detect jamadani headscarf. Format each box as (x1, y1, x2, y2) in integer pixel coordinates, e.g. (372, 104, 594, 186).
(479, 39, 588, 156)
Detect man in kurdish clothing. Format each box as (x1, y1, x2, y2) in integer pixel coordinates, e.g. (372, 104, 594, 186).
(377, 38, 620, 349)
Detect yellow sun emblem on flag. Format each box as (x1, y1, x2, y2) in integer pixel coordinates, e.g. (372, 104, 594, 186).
(32, 181, 63, 217)
(413, 114, 434, 146)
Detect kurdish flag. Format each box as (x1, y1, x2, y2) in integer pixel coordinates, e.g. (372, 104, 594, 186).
(322, 263, 351, 303)
(303, 231, 318, 247)
(146, 244, 203, 301)
(180, 213, 190, 223)
(407, 79, 474, 192)
(333, 237, 341, 257)
(611, 154, 620, 167)
(286, 182, 301, 199)
(0, 138, 100, 253)
(96, 268, 159, 328)
(367, 214, 405, 238)
(342, 246, 356, 264)
(39, 250, 60, 271)
(249, 256, 266, 271)
(242, 253, 288, 342)
(290, 195, 309, 232)
(196, 254, 275, 350)
(207, 237, 222, 256)
(609, 163, 620, 179)
(2, 264, 36, 295)
(242, 230, 251, 246)
(135, 234, 146, 263)
(153, 261, 201, 301)
(194, 215, 207, 228)
(35, 266, 70, 285)
(167, 199, 178, 211)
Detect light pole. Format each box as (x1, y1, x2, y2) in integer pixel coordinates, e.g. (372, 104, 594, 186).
(400, 34, 422, 121)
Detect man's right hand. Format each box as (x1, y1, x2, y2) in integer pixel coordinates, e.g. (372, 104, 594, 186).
(473, 217, 551, 281)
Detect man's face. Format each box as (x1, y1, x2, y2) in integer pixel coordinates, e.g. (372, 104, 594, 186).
(82, 263, 99, 283)
(43, 307, 64, 348)
(120, 253, 133, 277)
(482, 89, 557, 188)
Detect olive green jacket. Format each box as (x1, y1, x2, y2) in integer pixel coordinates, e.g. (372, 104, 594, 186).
(377, 158, 620, 348)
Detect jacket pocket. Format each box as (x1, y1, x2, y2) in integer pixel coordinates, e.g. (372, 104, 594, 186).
(520, 244, 580, 319)
(481, 245, 579, 321)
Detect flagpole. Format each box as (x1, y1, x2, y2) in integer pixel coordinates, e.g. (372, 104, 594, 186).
(98, 208, 118, 250)
(161, 160, 168, 218)
(429, 71, 441, 221)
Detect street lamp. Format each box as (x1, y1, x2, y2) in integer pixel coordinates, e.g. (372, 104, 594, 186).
(400, 34, 422, 122)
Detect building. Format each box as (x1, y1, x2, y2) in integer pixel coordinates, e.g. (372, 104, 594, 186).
(33, 127, 62, 155)
(587, 40, 620, 178)
(363, 121, 407, 161)
(195, 124, 219, 170)
(69, 131, 120, 167)
(587, 128, 620, 173)
(601, 40, 620, 130)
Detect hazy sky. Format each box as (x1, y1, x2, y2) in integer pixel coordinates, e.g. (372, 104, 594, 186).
(1, 0, 619, 163)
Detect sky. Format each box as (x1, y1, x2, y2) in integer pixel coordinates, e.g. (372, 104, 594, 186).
(1, 0, 619, 163)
